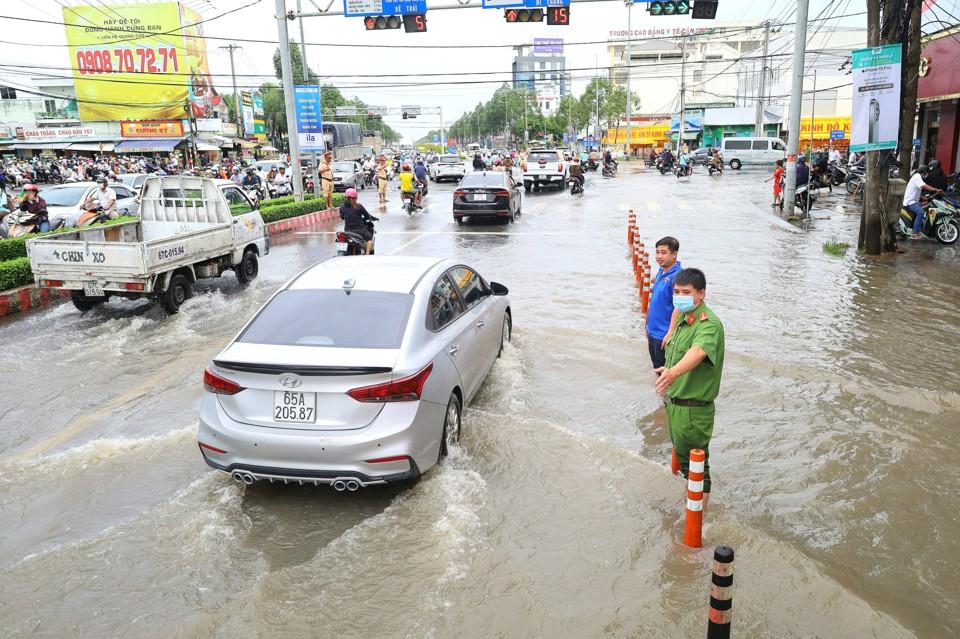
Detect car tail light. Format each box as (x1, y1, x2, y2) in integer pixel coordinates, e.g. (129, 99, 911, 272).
(557, 163, 564, 172)
(124, 282, 144, 291)
(364, 455, 412, 464)
(521, 161, 528, 172)
(42, 279, 63, 287)
(203, 366, 245, 395)
(493, 190, 510, 197)
(347, 363, 433, 402)
(453, 190, 466, 197)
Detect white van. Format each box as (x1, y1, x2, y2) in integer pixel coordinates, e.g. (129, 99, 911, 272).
(720, 137, 786, 169)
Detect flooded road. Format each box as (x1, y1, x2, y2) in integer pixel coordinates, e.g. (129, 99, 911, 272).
(1, 167, 958, 637)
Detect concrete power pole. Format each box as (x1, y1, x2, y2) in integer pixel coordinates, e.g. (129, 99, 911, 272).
(678, 34, 686, 149)
(219, 44, 242, 127)
(296, 0, 320, 198)
(275, 0, 304, 201)
(624, 0, 633, 158)
(754, 21, 771, 136)
(783, 0, 810, 219)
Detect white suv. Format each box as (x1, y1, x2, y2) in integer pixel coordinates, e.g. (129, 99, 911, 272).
(429, 154, 466, 182)
(521, 149, 567, 192)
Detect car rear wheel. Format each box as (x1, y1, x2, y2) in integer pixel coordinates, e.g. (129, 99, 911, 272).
(439, 392, 462, 461)
(730, 159, 742, 170)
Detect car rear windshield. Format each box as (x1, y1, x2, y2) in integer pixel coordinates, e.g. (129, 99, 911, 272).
(528, 151, 559, 163)
(42, 186, 89, 207)
(459, 173, 505, 188)
(334, 162, 355, 172)
(439, 156, 462, 164)
(238, 290, 413, 349)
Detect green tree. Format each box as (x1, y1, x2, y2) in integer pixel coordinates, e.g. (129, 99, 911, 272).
(272, 41, 319, 85)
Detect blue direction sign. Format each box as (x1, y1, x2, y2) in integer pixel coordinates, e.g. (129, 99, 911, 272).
(433, 134, 440, 143)
(829, 130, 845, 141)
(482, 0, 569, 8)
(293, 85, 324, 152)
(343, 0, 426, 16)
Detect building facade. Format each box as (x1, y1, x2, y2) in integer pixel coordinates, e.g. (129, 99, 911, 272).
(511, 44, 568, 99)
(917, 27, 960, 172)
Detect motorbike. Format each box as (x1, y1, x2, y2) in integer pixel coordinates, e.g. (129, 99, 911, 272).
(569, 175, 584, 196)
(335, 220, 376, 256)
(601, 162, 618, 178)
(899, 193, 959, 244)
(3, 207, 54, 238)
(657, 158, 674, 175)
(673, 163, 692, 179)
(585, 158, 599, 172)
(273, 180, 292, 197)
(645, 156, 657, 168)
(707, 160, 723, 176)
(401, 191, 420, 215)
(845, 166, 865, 195)
(794, 183, 818, 212)
(243, 185, 263, 208)
(828, 161, 849, 187)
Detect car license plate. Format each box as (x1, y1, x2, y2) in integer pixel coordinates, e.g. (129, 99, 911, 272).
(472, 194, 489, 201)
(274, 391, 316, 423)
(83, 281, 103, 297)
(335, 241, 348, 252)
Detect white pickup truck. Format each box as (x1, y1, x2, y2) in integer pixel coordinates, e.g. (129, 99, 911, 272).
(26, 176, 269, 313)
(521, 148, 568, 192)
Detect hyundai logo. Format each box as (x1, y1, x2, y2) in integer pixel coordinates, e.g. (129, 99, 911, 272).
(278, 374, 302, 389)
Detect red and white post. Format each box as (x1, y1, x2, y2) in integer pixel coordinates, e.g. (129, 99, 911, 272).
(684, 448, 706, 548)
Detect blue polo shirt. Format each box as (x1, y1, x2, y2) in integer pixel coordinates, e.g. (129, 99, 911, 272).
(646, 261, 682, 340)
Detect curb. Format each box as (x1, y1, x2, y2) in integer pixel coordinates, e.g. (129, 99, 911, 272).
(0, 207, 338, 320)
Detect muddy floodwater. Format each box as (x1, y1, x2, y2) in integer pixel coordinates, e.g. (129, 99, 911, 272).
(1, 168, 958, 638)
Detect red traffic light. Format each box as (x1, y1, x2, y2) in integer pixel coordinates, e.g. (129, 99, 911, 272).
(504, 8, 543, 22)
(364, 15, 401, 30)
(547, 6, 570, 25)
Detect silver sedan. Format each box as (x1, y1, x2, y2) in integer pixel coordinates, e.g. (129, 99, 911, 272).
(197, 256, 512, 490)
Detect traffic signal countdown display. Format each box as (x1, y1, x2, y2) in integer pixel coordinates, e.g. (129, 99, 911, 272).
(647, 1, 690, 15)
(547, 6, 570, 25)
(691, 0, 719, 19)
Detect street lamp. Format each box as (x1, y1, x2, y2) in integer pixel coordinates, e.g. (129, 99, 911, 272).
(624, 0, 634, 158)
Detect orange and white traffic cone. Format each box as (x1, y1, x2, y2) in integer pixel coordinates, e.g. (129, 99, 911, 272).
(684, 448, 706, 548)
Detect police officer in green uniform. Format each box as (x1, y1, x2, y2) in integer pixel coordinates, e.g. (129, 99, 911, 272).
(655, 268, 725, 498)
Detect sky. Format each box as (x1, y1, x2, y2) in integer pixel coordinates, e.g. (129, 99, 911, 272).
(1, 0, 871, 142)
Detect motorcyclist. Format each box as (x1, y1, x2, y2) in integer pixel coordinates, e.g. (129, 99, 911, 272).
(472, 153, 485, 171)
(83, 177, 117, 216)
(568, 157, 585, 192)
(678, 150, 690, 176)
(242, 167, 262, 191)
(924, 159, 949, 192)
(230, 166, 243, 186)
(398, 163, 421, 209)
(812, 151, 831, 192)
(710, 148, 724, 172)
(15, 184, 49, 232)
(339, 188, 378, 254)
(796, 154, 810, 187)
(659, 147, 675, 169)
(273, 164, 292, 196)
(603, 149, 618, 170)
(414, 160, 429, 196)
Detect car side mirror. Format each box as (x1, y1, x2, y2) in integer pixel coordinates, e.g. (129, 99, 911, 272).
(490, 281, 509, 296)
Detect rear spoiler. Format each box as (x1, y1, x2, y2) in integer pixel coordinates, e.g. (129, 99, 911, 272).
(213, 361, 391, 376)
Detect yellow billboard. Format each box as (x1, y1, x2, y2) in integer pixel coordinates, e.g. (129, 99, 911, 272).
(62, 2, 227, 122)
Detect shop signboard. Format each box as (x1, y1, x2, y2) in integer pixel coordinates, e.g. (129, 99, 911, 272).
(195, 118, 223, 133)
(16, 126, 96, 140)
(62, 2, 225, 122)
(222, 122, 239, 137)
(534, 38, 564, 54)
(850, 44, 901, 152)
(120, 120, 184, 138)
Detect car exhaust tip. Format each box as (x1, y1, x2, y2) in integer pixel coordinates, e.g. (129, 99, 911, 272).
(345, 480, 360, 492)
(332, 480, 347, 492)
(231, 471, 245, 484)
(231, 470, 255, 485)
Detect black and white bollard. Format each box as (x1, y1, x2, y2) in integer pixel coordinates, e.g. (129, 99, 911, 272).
(707, 545, 734, 639)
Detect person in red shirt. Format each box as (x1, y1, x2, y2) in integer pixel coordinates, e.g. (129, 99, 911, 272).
(766, 159, 785, 209)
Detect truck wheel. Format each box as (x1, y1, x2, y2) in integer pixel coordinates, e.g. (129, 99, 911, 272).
(162, 273, 192, 313)
(524, 183, 531, 193)
(235, 250, 259, 286)
(70, 292, 106, 313)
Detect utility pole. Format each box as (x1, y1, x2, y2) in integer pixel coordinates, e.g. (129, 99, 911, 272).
(624, 0, 633, 158)
(754, 20, 771, 136)
(678, 34, 686, 150)
(219, 44, 242, 127)
(275, 0, 304, 201)
(805, 69, 816, 218)
(595, 55, 600, 147)
(439, 106, 445, 150)
(783, 0, 810, 219)
(296, 0, 320, 198)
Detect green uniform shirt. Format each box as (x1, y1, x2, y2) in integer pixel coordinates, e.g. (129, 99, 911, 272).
(664, 302, 725, 401)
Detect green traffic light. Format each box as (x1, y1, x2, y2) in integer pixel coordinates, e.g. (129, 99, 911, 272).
(650, 1, 663, 15)
(663, 1, 676, 15)
(676, 1, 689, 14)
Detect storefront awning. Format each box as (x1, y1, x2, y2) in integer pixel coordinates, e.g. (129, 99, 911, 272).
(69, 142, 115, 152)
(114, 138, 183, 153)
(196, 142, 220, 152)
(11, 142, 73, 150)
(260, 145, 278, 152)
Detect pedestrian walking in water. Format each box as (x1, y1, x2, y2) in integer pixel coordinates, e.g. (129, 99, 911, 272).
(646, 236, 682, 369)
(655, 268, 725, 506)
(766, 159, 785, 209)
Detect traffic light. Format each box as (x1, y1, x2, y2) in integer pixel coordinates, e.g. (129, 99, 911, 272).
(691, 0, 718, 19)
(402, 13, 427, 32)
(504, 8, 544, 22)
(547, 6, 570, 25)
(364, 15, 402, 29)
(647, 1, 690, 15)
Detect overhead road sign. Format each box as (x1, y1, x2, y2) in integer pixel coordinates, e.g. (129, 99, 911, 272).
(344, 0, 427, 16)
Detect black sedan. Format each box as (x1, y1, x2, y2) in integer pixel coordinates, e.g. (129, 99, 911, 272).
(452, 171, 522, 225)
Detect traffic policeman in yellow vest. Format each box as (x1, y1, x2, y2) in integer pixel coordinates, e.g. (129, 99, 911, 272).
(655, 267, 725, 498)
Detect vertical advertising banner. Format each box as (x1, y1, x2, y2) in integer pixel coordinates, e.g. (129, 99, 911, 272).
(62, 2, 226, 122)
(293, 85, 325, 152)
(253, 94, 266, 137)
(240, 91, 255, 136)
(850, 44, 902, 152)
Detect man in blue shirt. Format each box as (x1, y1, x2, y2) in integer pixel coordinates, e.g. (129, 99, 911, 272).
(646, 236, 682, 369)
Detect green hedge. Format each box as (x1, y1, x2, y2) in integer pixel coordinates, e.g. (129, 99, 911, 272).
(0, 257, 32, 291)
(260, 195, 345, 223)
(0, 216, 139, 262)
(259, 192, 345, 210)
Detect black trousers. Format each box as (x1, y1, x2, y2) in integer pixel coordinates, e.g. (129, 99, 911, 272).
(647, 335, 666, 369)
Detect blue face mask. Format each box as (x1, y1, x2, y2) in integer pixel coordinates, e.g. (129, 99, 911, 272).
(673, 295, 696, 313)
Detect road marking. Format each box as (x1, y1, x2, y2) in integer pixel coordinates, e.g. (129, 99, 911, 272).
(387, 234, 429, 255)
